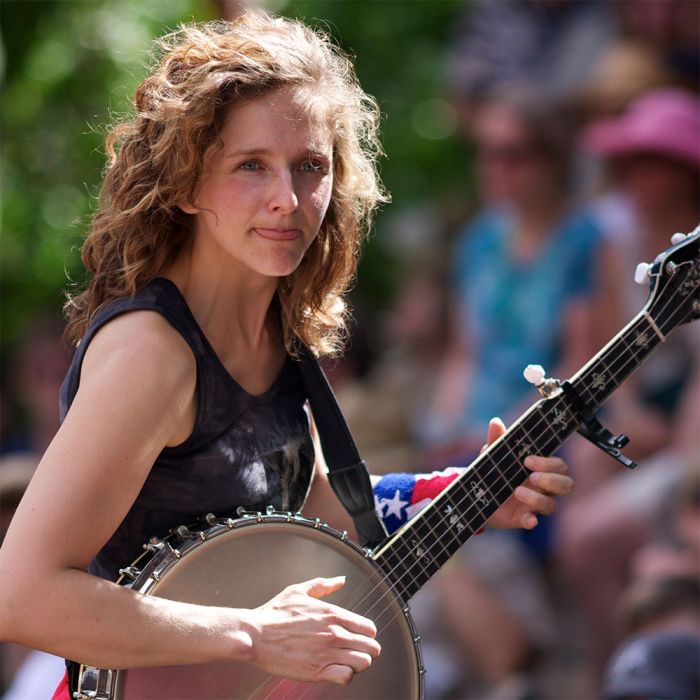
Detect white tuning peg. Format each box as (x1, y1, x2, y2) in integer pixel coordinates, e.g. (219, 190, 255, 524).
(635, 262, 653, 285)
(523, 364, 546, 386)
(671, 232, 687, 245)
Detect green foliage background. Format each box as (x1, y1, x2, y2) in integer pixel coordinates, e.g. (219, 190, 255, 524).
(1, 0, 474, 359)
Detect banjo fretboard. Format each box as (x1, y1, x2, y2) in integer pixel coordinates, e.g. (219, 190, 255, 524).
(372, 236, 700, 602)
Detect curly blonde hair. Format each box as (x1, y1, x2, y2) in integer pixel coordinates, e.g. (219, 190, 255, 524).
(65, 10, 387, 356)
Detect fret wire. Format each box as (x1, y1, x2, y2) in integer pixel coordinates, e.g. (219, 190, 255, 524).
(520, 408, 559, 450)
(516, 404, 567, 457)
(476, 447, 515, 496)
(461, 465, 500, 513)
(486, 440, 530, 488)
(473, 451, 524, 509)
(579, 352, 614, 406)
(377, 547, 412, 598)
(384, 541, 425, 598)
(574, 316, 661, 410)
(415, 494, 475, 566)
(440, 489, 475, 540)
(386, 487, 495, 600)
(412, 480, 480, 554)
(395, 501, 490, 599)
(543, 399, 577, 446)
(487, 442, 531, 496)
(414, 506, 456, 567)
(392, 524, 441, 595)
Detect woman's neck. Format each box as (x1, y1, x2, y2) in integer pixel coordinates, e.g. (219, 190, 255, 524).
(161, 245, 280, 354)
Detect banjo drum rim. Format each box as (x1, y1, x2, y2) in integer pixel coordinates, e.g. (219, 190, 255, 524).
(75, 509, 424, 700)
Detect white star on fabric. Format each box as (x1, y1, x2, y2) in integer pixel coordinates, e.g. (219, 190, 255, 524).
(383, 489, 409, 520)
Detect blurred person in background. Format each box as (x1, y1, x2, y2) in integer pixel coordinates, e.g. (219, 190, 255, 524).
(630, 464, 700, 585)
(599, 470, 700, 700)
(0, 316, 71, 458)
(619, 575, 700, 638)
(565, 88, 700, 490)
(445, 0, 615, 129)
(602, 630, 700, 700)
(574, 38, 673, 121)
(555, 87, 700, 687)
(602, 528, 700, 699)
(405, 88, 603, 698)
(423, 88, 601, 463)
(613, 0, 700, 94)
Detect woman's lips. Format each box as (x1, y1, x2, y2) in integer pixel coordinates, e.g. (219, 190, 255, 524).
(254, 227, 301, 241)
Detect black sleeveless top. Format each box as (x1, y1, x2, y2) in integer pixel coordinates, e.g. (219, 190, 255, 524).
(59, 277, 315, 581)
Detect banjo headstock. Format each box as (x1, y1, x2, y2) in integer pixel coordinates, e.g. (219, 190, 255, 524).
(635, 225, 700, 331)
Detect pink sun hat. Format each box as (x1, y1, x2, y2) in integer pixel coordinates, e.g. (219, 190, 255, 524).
(584, 88, 700, 169)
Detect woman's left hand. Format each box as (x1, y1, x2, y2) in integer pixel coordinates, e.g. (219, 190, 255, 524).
(483, 417, 574, 530)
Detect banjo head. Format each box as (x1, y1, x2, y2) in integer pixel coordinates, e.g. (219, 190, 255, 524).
(80, 513, 423, 700)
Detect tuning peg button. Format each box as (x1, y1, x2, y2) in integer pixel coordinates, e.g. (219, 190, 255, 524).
(671, 232, 687, 245)
(523, 364, 546, 386)
(635, 262, 653, 285)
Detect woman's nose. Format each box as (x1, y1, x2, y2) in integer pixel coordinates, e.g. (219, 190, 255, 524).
(268, 171, 299, 214)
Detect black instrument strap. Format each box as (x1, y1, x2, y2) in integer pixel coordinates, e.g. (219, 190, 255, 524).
(296, 347, 387, 548)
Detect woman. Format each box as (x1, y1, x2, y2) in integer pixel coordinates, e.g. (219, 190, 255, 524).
(0, 11, 572, 698)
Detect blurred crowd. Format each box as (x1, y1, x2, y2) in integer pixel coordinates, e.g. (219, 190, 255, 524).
(329, 1, 700, 698)
(1, 0, 699, 698)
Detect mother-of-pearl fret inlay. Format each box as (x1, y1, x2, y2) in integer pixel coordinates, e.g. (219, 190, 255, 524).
(443, 504, 466, 532)
(591, 372, 607, 391)
(550, 406, 570, 430)
(411, 538, 425, 560)
(470, 481, 490, 506)
(634, 330, 651, 349)
(517, 441, 535, 460)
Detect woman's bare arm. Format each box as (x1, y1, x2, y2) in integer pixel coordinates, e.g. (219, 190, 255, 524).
(0, 312, 378, 682)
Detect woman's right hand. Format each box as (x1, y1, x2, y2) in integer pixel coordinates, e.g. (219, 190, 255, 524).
(243, 576, 381, 686)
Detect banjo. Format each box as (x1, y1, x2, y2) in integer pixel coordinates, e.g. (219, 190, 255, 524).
(75, 230, 700, 699)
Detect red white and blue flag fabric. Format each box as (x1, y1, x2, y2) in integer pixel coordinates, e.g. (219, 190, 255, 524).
(371, 467, 464, 535)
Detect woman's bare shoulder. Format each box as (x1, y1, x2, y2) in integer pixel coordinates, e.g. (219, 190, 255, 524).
(83, 309, 194, 376)
(78, 309, 197, 422)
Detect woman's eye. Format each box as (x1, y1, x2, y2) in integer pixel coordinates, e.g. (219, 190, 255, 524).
(238, 161, 260, 171)
(300, 161, 327, 173)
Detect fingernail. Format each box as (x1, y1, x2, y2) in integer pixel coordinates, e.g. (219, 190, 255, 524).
(524, 456, 535, 467)
(530, 472, 542, 484)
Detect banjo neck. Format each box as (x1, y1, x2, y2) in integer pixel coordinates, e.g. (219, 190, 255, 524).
(371, 230, 700, 602)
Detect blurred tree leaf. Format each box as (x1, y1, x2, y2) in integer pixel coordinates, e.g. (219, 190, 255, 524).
(1, 0, 216, 357)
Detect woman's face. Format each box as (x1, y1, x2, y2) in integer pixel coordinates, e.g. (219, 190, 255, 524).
(473, 103, 555, 207)
(181, 88, 334, 282)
